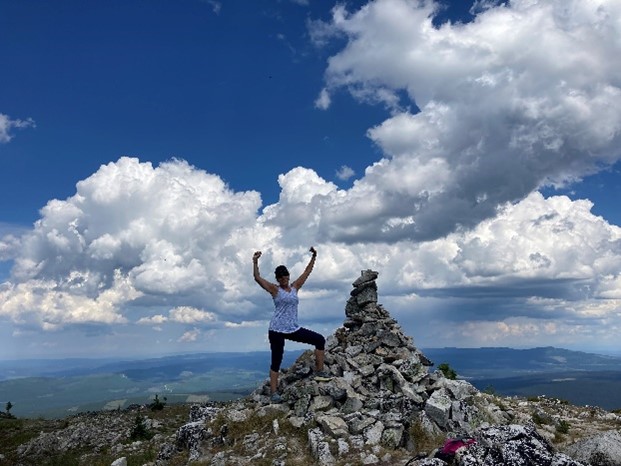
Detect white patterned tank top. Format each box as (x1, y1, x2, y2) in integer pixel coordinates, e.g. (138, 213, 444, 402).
(269, 286, 301, 333)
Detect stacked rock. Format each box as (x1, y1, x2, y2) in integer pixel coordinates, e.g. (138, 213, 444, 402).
(251, 269, 504, 460)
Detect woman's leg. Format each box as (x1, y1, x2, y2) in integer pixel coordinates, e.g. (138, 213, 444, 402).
(268, 331, 286, 394)
(315, 348, 325, 372)
(270, 369, 279, 394)
(286, 328, 326, 371)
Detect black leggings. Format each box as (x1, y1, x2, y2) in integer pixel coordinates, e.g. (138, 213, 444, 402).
(269, 328, 325, 372)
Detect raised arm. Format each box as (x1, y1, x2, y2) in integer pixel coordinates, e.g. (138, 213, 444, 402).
(253, 251, 278, 297)
(291, 247, 317, 290)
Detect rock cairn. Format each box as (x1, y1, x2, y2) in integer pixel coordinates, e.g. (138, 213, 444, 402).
(158, 270, 593, 465)
(254, 270, 505, 450)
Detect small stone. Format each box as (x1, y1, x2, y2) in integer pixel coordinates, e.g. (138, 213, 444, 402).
(364, 421, 384, 445)
(310, 396, 334, 412)
(352, 270, 379, 287)
(361, 453, 380, 464)
(317, 415, 349, 438)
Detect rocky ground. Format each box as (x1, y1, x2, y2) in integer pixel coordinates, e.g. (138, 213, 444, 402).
(2, 270, 621, 466)
(0, 403, 194, 465)
(2, 393, 620, 466)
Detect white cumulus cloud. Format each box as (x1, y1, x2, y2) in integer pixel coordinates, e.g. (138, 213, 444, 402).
(179, 328, 201, 342)
(0, 113, 35, 143)
(305, 0, 621, 242)
(1, 157, 267, 329)
(336, 165, 355, 181)
(169, 306, 216, 324)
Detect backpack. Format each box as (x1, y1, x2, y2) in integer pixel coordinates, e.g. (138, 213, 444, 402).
(434, 437, 476, 462)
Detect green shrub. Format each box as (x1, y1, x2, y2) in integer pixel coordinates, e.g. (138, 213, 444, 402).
(149, 394, 167, 411)
(437, 363, 457, 380)
(129, 415, 153, 441)
(556, 419, 570, 434)
(532, 412, 543, 425)
(483, 385, 497, 395)
(4, 401, 16, 419)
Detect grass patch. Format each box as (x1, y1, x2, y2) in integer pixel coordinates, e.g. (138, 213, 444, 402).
(208, 409, 316, 465)
(0, 418, 67, 463)
(553, 431, 566, 444)
(408, 420, 444, 454)
(556, 419, 570, 434)
(531, 412, 550, 426)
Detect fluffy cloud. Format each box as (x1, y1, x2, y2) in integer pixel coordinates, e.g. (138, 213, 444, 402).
(179, 328, 201, 342)
(356, 191, 621, 304)
(304, 0, 621, 241)
(1, 155, 620, 350)
(0, 269, 137, 329)
(336, 165, 355, 181)
(1, 157, 267, 328)
(0, 224, 24, 261)
(137, 307, 217, 327)
(169, 306, 216, 324)
(314, 88, 332, 110)
(0, 113, 35, 143)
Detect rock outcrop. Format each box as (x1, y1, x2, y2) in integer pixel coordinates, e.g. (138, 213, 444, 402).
(413, 424, 584, 466)
(565, 430, 621, 466)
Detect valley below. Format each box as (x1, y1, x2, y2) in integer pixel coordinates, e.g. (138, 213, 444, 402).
(1, 346, 620, 419)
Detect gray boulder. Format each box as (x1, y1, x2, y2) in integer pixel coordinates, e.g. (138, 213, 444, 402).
(459, 424, 587, 466)
(564, 430, 621, 466)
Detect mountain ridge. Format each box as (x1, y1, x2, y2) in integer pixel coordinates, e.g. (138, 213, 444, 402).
(2, 346, 619, 380)
(2, 347, 621, 418)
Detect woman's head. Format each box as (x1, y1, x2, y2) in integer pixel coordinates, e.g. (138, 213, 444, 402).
(274, 265, 289, 279)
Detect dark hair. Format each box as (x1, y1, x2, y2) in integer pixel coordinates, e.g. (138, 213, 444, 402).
(274, 265, 289, 278)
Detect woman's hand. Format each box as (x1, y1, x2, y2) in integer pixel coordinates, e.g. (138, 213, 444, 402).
(293, 247, 316, 289)
(253, 250, 277, 296)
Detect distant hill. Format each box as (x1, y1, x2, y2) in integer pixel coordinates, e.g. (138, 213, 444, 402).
(0, 351, 301, 381)
(423, 346, 621, 410)
(422, 346, 621, 378)
(468, 370, 621, 410)
(1, 347, 620, 418)
(0, 351, 302, 418)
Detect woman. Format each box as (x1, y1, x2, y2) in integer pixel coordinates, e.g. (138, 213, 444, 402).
(253, 247, 330, 403)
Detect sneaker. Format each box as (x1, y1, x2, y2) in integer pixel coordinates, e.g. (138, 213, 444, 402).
(313, 370, 332, 382)
(270, 393, 283, 403)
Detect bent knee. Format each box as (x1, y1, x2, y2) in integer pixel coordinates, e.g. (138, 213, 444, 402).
(316, 334, 326, 351)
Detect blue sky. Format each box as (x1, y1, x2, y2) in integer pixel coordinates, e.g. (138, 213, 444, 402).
(1, 0, 384, 223)
(1, 0, 621, 360)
